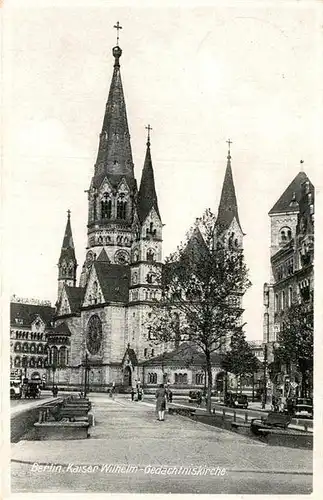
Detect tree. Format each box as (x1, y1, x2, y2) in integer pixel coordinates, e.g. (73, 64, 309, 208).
(147, 209, 251, 412)
(220, 329, 259, 394)
(274, 302, 313, 397)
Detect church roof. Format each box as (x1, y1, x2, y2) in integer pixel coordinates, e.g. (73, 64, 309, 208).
(10, 302, 55, 328)
(94, 45, 134, 185)
(65, 286, 86, 314)
(122, 346, 138, 366)
(215, 152, 242, 234)
(184, 227, 209, 261)
(50, 322, 72, 336)
(137, 138, 161, 223)
(94, 262, 130, 303)
(269, 171, 311, 215)
(58, 211, 76, 264)
(140, 342, 220, 367)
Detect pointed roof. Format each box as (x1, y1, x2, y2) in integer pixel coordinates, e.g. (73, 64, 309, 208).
(269, 171, 311, 215)
(96, 248, 110, 263)
(10, 302, 55, 328)
(137, 136, 161, 223)
(93, 262, 130, 303)
(59, 211, 76, 264)
(216, 150, 242, 234)
(64, 286, 85, 314)
(51, 322, 72, 336)
(94, 45, 134, 186)
(184, 227, 209, 261)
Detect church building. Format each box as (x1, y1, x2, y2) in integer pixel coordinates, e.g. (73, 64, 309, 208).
(49, 33, 244, 392)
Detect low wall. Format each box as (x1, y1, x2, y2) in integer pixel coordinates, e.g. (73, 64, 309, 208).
(11, 407, 41, 443)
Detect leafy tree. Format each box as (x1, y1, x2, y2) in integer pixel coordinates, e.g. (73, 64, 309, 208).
(147, 209, 251, 412)
(274, 302, 313, 397)
(220, 329, 259, 393)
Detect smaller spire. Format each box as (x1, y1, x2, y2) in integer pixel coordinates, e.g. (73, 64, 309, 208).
(137, 127, 161, 223)
(62, 210, 74, 251)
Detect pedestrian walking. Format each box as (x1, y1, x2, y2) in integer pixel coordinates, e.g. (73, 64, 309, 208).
(168, 389, 173, 403)
(155, 383, 167, 421)
(131, 387, 135, 401)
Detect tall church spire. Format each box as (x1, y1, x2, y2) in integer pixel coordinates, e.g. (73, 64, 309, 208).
(94, 29, 134, 182)
(58, 210, 77, 299)
(137, 126, 161, 223)
(216, 141, 242, 234)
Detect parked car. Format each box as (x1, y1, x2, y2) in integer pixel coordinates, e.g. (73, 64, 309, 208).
(24, 382, 41, 399)
(188, 391, 202, 404)
(224, 393, 248, 409)
(294, 398, 313, 419)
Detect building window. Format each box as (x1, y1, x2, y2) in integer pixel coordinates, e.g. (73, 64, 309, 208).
(274, 293, 279, 312)
(29, 357, 35, 368)
(281, 291, 285, 311)
(146, 249, 155, 262)
(288, 287, 293, 308)
(117, 200, 127, 219)
(144, 348, 148, 357)
(151, 349, 155, 357)
(195, 373, 204, 385)
(280, 226, 292, 244)
(14, 342, 21, 352)
(148, 373, 157, 384)
(101, 197, 112, 219)
(175, 373, 188, 385)
(14, 356, 21, 367)
(37, 357, 43, 368)
(59, 347, 67, 367)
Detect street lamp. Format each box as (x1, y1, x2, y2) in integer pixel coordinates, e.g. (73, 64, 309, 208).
(262, 283, 270, 409)
(52, 362, 57, 390)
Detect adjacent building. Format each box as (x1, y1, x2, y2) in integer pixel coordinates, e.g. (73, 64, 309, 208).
(10, 297, 55, 383)
(263, 169, 314, 399)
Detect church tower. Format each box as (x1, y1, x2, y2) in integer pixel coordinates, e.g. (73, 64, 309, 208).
(129, 127, 162, 304)
(215, 141, 243, 250)
(80, 32, 137, 287)
(57, 210, 77, 300)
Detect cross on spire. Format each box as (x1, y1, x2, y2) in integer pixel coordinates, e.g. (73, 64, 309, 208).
(300, 159, 304, 172)
(226, 138, 232, 160)
(67, 209, 71, 220)
(114, 21, 122, 46)
(145, 124, 153, 144)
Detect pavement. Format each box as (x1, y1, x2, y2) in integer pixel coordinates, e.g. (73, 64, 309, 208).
(11, 394, 313, 494)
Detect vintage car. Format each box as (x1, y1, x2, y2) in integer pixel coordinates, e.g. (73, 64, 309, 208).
(224, 393, 248, 409)
(294, 398, 313, 419)
(24, 382, 41, 399)
(188, 391, 202, 404)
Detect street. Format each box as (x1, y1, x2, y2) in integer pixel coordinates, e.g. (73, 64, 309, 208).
(11, 394, 312, 494)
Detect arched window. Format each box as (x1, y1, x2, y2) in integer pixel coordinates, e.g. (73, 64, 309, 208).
(59, 347, 67, 367)
(29, 357, 35, 368)
(274, 293, 279, 312)
(133, 249, 139, 262)
(101, 195, 112, 219)
(37, 357, 43, 368)
(195, 373, 204, 385)
(37, 344, 43, 354)
(23, 342, 29, 353)
(30, 343, 36, 354)
(144, 348, 148, 357)
(93, 281, 99, 304)
(22, 356, 28, 368)
(281, 291, 285, 311)
(288, 287, 293, 308)
(146, 249, 155, 262)
(52, 346, 59, 366)
(15, 356, 21, 367)
(14, 342, 21, 352)
(151, 349, 154, 357)
(280, 226, 292, 244)
(117, 199, 127, 219)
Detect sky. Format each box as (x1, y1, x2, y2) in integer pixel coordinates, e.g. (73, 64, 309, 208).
(3, 1, 322, 341)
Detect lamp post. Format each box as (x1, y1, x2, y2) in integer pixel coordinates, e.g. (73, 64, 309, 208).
(83, 352, 90, 397)
(262, 283, 270, 409)
(52, 363, 57, 390)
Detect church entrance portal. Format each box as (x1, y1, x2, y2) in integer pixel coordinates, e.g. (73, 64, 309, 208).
(123, 366, 132, 387)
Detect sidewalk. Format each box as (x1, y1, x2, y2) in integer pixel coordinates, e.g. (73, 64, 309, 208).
(11, 395, 312, 494)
